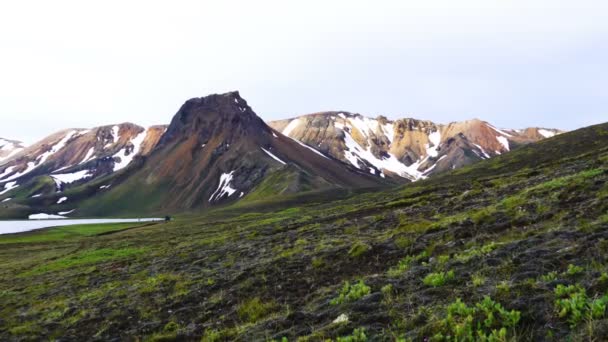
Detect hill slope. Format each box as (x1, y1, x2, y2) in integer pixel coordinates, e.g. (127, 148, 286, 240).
(1, 121, 606, 340)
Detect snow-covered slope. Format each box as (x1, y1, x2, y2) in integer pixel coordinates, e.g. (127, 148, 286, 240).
(0, 124, 167, 197)
(270, 112, 563, 181)
(0, 138, 25, 165)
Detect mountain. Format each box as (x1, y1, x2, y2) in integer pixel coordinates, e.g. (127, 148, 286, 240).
(270, 112, 563, 180)
(0, 138, 25, 164)
(78, 92, 390, 215)
(0, 92, 389, 218)
(2, 120, 606, 341)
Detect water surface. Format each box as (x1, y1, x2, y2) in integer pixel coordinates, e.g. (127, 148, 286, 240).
(0, 218, 162, 235)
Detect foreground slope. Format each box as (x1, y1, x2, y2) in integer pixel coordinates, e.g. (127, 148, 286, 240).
(1, 121, 606, 340)
(270, 112, 562, 180)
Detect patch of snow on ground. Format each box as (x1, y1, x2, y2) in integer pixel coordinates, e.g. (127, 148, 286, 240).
(2, 198, 11, 202)
(52, 170, 91, 184)
(282, 119, 301, 137)
(0, 166, 16, 180)
(99, 185, 111, 189)
(209, 171, 237, 202)
(272, 132, 278, 138)
(426, 131, 441, 157)
(348, 115, 378, 139)
(3, 131, 78, 182)
(29, 213, 66, 220)
(382, 122, 395, 144)
(293, 139, 329, 159)
(341, 129, 423, 180)
(496, 136, 510, 151)
(538, 129, 556, 138)
(261, 147, 286, 165)
(486, 123, 513, 137)
(57, 197, 68, 204)
(58, 209, 75, 215)
(472, 143, 491, 159)
(0, 181, 18, 195)
(31, 193, 42, 198)
(80, 147, 96, 164)
(112, 129, 147, 172)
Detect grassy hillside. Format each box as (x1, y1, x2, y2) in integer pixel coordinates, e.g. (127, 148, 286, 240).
(1, 123, 607, 341)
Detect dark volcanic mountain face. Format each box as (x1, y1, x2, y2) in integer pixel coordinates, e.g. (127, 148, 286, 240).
(270, 112, 563, 180)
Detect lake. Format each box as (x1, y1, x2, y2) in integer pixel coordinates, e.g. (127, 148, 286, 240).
(0, 218, 162, 235)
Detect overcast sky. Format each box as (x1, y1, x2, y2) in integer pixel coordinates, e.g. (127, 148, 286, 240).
(1, 0, 607, 143)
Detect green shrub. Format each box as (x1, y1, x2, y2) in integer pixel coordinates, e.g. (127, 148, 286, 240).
(471, 274, 486, 287)
(433, 297, 520, 341)
(539, 271, 558, 282)
(336, 328, 367, 342)
(554, 284, 608, 328)
(423, 270, 455, 287)
(348, 242, 370, 258)
(330, 280, 371, 305)
(237, 297, 275, 323)
(566, 264, 584, 276)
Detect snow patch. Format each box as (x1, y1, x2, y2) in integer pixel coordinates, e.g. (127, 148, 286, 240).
(29, 213, 66, 220)
(58, 209, 75, 215)
(341, 129, 424, 180)
(2, 131, 78, 182)
(272, 132, 278, 138)
(472, 143, 491, 159)
(209, 171, 237, 202)
(57, 197, 68, 204)
(106, 125, 120, 147)
(261, 148, 286, 165)
(496, 136, 510, 151)
(99, 185, 111, 190)
(282, 119, 301, 137)
(486, 123, 513, 137)
(31, 193, 42, 198)
(112, 128, 147, 172)
(426, 131, 441, 157)
(52, 170, 92, 184)
(1, 198, 11, 202)
(293, 139, 329, 159)
(0, 181, 18, 195)
(538, 129, 556, 138)
(80, 147, 96, 164)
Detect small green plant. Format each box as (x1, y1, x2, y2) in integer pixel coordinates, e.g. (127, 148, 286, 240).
(539, 271, 558, 282)
(471, 274, 486, 287)
(566, 264, 584, 276)
(348, 242, 370, 258)
(336, 328, 367, 342)
(201, 329, 221, 342)
(237, 297, 275, 323)
(423, 270, 455, 287)
(433, 297, 520, 341)
(554, 284, 608, 328)
(330, 280, 371, 305)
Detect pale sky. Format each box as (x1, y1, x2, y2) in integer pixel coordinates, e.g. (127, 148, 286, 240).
(1, 0, 607, 143)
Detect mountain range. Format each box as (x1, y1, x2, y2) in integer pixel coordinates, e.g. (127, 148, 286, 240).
(0, 91, 562, 219)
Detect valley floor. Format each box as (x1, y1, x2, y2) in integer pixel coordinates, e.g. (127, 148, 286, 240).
(1, 123, 608, 341)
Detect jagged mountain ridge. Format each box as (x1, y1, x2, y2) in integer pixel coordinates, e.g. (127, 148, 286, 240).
(78, 92, 389, 215)
(270, 112, 562, 180)
(0, 92, 389, 218)
(0, 124, 167, 192)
